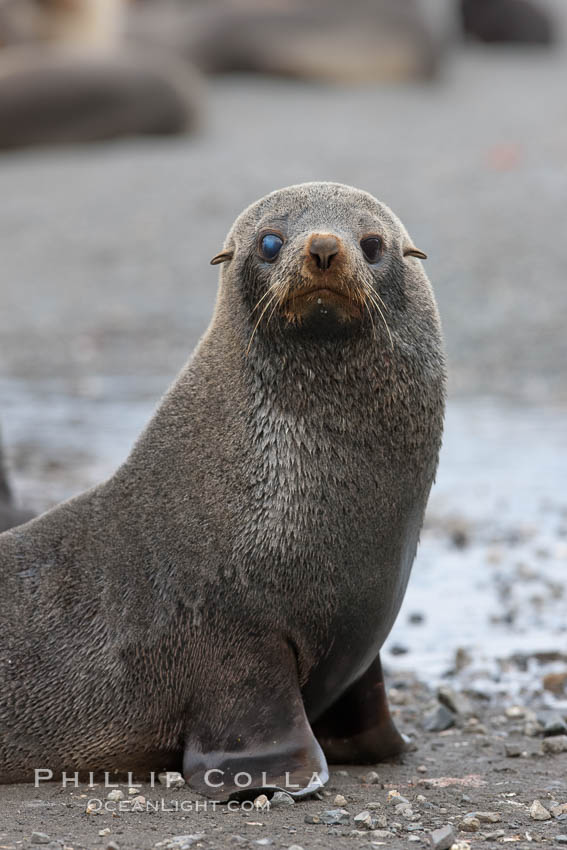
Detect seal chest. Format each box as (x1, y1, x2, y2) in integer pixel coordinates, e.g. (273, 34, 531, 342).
(0, 182, 445, 801)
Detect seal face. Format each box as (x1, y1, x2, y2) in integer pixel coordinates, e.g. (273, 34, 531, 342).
(0, 183, 445, 801)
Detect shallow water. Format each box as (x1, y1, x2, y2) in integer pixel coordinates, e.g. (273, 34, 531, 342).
(3, 375, 566, 697)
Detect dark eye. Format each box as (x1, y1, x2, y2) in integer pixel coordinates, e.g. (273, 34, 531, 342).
(360, 236, 383, 264)
(259, 233, 284, 262)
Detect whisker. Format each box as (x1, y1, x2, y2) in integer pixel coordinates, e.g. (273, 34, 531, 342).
(363, 286, 394, 351)
(245, 287, 281, 355)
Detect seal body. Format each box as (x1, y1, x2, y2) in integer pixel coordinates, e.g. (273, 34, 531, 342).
(0, 183, 445, 798)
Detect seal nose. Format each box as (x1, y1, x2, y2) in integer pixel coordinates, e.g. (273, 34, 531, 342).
(309, 234, 340, 271)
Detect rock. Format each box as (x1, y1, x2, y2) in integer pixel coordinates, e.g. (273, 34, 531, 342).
(131, 795, 146, 806)
(543, 736, 567, 754)
(437, 685, 473, 716)
(106, 843, 120, 850)
(390, 643, 408, 655)
(459, 817, 480, 832)
(158, 771, 185, 788)
(99, 828, 111, 836)
(334, 794, 347, 806)
(551, 804, 567, 818)
(320, 808, 350, 825)
(354, 811, 375, 829)
(363, 770, 380, 784)
(543, 716, 567, 737)
(31, 835, 51, 845)
(166, 836, 206, 849)
(428, 824, 455, 849)
(505, 744, 523, 758)
(270, 791, 294, 807)
(254, 840, 273, 847)
(395, 803, 414, 818)
(253, 794, 269, 809)
(468, 812, 502, 823)
(423, 704, 456, 733)
(452, 843, 471, 850)
(531, 800, 552, 821)
(372, 830, 396, 840)
(484, 831, 506, 841)
(229, 836, 248, 845)
(304, 815, 320, 824)
(543, 672, 567, 695)
(107, 789, 124, 801)
(409, 611, 424, 624)
(288, 846, 305, 850)
(555, 837, 567, 845)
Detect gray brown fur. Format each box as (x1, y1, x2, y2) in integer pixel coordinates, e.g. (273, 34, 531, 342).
(0, 183, 445, 796)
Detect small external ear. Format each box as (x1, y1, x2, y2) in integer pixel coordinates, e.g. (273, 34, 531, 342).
(403, 247, 428, 260)
(210, 250, 234, 266)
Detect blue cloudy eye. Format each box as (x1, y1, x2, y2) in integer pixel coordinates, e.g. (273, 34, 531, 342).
(260, 233, 284, 262)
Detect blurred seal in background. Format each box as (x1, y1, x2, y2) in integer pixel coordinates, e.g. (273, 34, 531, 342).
(0, 0, 202, 149)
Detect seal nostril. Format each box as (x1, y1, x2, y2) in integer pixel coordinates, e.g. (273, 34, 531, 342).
(309, 235, 340, 271)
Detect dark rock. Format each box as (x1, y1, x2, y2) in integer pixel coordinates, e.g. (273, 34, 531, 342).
(437, 685, 473, 716)
(390, 644, 409, 656)
(424, 704, 456, 733)
(31, 835, 51, 846)
(543, 716, 567, 737)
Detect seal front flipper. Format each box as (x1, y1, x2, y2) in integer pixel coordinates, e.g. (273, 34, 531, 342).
(311, 654, 407, 764)
(182, 647, 328, 801)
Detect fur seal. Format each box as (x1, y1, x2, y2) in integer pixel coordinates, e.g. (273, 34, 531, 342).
(0, 182, 445, 800)
(0, 433, 34, 533)
(0, 0, 201, 149)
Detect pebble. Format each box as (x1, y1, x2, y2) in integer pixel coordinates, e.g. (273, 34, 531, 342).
(364, 770, 380, 785)
(106, 843, 120, 850)
(99, 828, 111, 836)
(505, 744, 523, 758)
(468, 812, 502, 823)
(107, 790, 124, 801)
(229, 836, 248, 845)
(254, 840, 273, 846)
(333, 794, 347, 806)
(459, 817, 481, 832)
(319, 808, 350, 825)
(31, 834, 51, 845)
(423, 704, 456, 733)
(484, 831, 506, 841)
(428, 824, 455, 850)
(452, 843, 471, 850)
(158, 771, 185, 788)
(270, 791, 294, 807)
(543, 736, 567, 754)
(371, 830, 396, 840)
(253, 795, 269, 809)
(287, 846, 305, 850)
(555, 836, 567, 844)
(552, 804, 567, 817)
(354, 811, 376, 830)
(128, 787, 139, 795)
(131, 795, 146, 806)
(543, 672, 567, 695)
(531, 800, 552, 821)
(543, 717, 567, 737)
(166, 837, 206, 850)
(437, 686, 473, 716)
